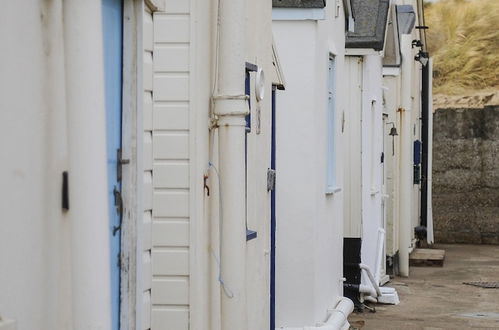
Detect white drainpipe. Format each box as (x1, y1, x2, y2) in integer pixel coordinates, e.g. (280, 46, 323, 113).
(359, 284, 377, 298)
(426, 58, 435, 244)
(63, 1, 112, 329)
(374, 228, 385, 284)
(213, 0, 248, 329)
(398, 34, 413, 277)
(359, 263, 382, 297)
(282, 298, 354, 330)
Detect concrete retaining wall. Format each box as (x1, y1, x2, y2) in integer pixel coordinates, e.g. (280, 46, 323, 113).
(433, 105, 499, 244)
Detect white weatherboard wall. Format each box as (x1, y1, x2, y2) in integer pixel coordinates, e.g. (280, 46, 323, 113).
(148, 1, 191, 329)
(272, 1, 347, 326)
(146, 0, 277, 329)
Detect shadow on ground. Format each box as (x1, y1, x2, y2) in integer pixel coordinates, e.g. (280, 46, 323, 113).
(348, 244, 499, 330)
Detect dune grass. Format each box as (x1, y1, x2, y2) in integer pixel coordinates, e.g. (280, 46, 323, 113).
(425, 0, 499, 95)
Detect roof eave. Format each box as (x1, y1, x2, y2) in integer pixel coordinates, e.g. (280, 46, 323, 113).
(272, 0, 326, 8)
(346, 40, 385, 52)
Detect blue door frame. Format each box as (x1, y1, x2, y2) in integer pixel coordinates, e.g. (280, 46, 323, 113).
(102, 1, 124, 329)
(245, 63, 258, 241)
(270, 86, 277, 330)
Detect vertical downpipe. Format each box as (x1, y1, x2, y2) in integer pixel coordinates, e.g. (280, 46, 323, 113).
(214, 0, 248, 329)
(426, 58, 435, 244)
(399, 34, 413, 277)
(420, 53, 430, 229)
(63, 1, 112, 329)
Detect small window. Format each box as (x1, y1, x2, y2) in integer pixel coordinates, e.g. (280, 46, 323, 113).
(245, 70, 251, 132)
(326, 56, 337, 193)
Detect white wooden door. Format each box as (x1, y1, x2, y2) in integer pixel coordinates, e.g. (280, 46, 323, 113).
(380, 114, 390, 284)
(344, 56, 363, 238)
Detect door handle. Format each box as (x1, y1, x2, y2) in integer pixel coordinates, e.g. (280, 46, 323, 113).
(112, 187, 123, 236)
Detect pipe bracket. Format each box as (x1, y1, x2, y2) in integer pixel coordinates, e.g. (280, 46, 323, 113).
(213, 94, 249, 117)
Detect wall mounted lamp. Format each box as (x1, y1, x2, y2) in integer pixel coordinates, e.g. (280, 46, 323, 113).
(415, 51, 429, 66)
(412, 40, 423, 48)
(388, 124, 398, 136)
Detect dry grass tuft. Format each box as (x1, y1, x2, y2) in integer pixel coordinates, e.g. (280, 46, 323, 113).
(425, 0, 499, 94)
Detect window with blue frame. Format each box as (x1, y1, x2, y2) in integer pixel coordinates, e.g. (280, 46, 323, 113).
(326, 55, 336, 193)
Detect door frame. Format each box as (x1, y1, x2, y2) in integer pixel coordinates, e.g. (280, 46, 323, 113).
(120, 1, 144, 329)
(270, 85, 277, 330)
(380, 113, 389, 283)
(121, 2, 163, 328)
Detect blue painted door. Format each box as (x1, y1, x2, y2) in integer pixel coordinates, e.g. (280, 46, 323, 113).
(102, 1, 124, 329)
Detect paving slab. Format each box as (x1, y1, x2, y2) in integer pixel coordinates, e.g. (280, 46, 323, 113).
(410, 248, 446, 267)
(349, 244, 499, 329)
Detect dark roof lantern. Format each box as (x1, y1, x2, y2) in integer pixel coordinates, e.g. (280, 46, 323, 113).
(343, 0, 356, 32)
(272, 0, 326, 8)
(396, 5, 416, 35)
(383, 4, 401, 67)
(345, 0, 390, 51)
(383, 4, 417, 67)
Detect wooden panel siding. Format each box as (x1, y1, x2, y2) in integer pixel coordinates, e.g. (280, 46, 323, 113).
(152, 308, 189, 329)
(153, 104, 189, 130)
(152, 277, 190, 305)
(151, 0, 191, 328)
(153, 163, 189, 188)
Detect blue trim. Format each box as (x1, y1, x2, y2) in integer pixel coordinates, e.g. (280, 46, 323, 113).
(272, 8, 326, 20)
(413, 140, 422, 165)
(270, 87, 277, 330)
(244, 63, 257, 131)
(102, 1, 124, 329)
(245, 66, 257, 241)
(245, 71, 251, 131)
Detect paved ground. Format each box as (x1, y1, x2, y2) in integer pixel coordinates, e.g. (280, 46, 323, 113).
(348, 244, 499, 330)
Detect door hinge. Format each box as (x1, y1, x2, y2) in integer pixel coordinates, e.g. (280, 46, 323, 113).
(267, 168, 276, 191)
(117, 148, 130, 182)
(62, 171, 69, 211)
(119, 253, 128, 271)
